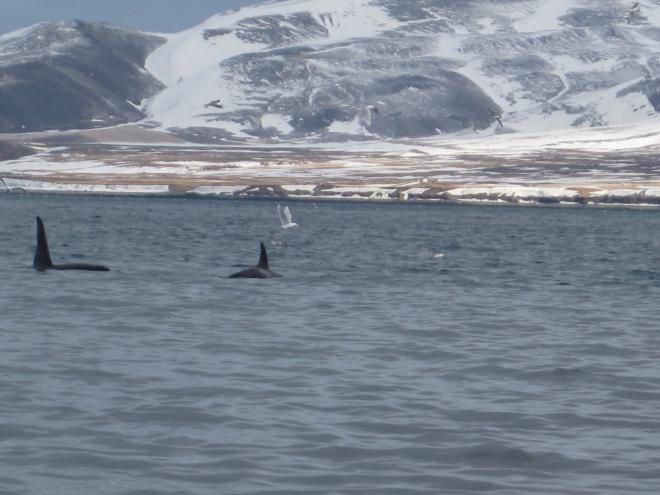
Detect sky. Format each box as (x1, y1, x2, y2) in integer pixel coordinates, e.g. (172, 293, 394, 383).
(0, 0, 264, 35)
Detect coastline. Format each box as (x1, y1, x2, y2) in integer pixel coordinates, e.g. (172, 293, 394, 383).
(3, 123, 660, 208)
(3, 176, 660, 208)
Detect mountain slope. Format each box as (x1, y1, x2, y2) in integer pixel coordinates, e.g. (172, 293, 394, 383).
(0, 21, 165, 132)
(143, 0, 660, 141)
(2, 0, 660, 140)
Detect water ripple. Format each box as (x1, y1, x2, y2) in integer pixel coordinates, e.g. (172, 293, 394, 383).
(2, 195, 660, 494)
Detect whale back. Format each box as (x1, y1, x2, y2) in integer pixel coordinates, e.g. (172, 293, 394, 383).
(34, 216, 53, 271)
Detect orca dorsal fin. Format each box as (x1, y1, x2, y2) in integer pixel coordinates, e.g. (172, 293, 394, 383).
(257, 242, 269, 269)
(34, 216, 53, 270)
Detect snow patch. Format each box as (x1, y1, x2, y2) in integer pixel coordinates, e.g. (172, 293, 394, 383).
(281, 184, 317, 193)
(261, 113, 294, 133)
(446, 185, 579, 199)
(4, 178, 169, 194)
(512, 0, 575, 33)
(327, 116, 370, 135)
(190, 185, 247, 195)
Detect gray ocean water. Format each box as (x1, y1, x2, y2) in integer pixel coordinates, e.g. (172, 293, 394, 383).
(1, 193, 660, 494)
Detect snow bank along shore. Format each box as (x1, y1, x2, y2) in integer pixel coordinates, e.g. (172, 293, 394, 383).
(2, 122, 660, 207)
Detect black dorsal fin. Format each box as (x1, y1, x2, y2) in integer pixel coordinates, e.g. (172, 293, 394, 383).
(257, 242, 269, 269)
(34, 216, 53, 270)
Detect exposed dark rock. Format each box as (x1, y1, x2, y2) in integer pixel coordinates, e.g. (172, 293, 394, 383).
(202, 28, 232, 40)
(0, 140, 33, 160)
(0, 20, 166, 133)
(234, 12, 328, 46)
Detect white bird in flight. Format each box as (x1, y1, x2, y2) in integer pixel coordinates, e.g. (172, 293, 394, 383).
(431, 248, 445, 259)
(277, 204, 298, 228)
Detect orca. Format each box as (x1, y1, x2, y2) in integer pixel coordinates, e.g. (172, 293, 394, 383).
(229, 242, 281, 279)
(33, 216, 110, 272)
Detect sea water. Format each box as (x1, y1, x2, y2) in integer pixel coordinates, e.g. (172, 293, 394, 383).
(1, 193, 660, 494)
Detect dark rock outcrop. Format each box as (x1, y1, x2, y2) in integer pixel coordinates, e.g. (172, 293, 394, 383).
(0, 20, 166, 132)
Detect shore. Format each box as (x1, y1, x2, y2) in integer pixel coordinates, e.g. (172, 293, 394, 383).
(2, 123, 660, 207)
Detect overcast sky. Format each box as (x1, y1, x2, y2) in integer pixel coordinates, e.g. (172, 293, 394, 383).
(0, 0, 263, 35)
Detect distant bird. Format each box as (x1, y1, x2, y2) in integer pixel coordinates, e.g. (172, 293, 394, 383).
(431, 248, 445, 259)
(360, 105, 381, 127)
(627, 2, 641, 23)
(204, 99, 224, 109)
(488, 108, 503, 128)
(277, 204, 298, 229)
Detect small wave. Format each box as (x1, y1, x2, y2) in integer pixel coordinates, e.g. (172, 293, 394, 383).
(517, 367, 586, 383)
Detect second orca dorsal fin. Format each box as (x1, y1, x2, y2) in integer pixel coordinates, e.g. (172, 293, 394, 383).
(257, 242, 269, 269)
(34, 216, 53, 270)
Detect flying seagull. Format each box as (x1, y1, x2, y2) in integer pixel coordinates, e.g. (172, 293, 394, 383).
(361, 105, 381, 127)
(204, 99, 224, 109)
(488, 108, 503, 128)
(627, 2, 641, 23)
(277, 204, 298, 229)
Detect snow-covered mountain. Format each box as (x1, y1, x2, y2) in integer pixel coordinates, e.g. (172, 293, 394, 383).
(0, 21, 165, 132)
(3, 0, 660, 140)
(141, 0, 660, 141)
